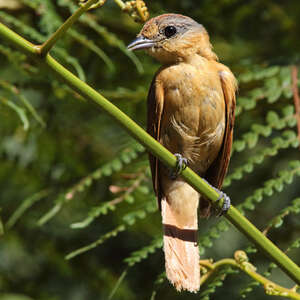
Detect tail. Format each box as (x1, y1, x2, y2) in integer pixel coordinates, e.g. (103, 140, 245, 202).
(161, 183, 200, 292)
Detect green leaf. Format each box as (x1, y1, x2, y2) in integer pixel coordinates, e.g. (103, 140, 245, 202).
(111, 159, 123, 171)
(201, 236, 213, 248)
(232, 170, 243, 180)
(264, 66, 280, 77)
(263, 185, 273, 196)
(282, 105, 294, 117)
(287, 117, 297, 127)
(244, 163, 254, 173)
(234, 140, 246, 152)
(243, 201, 255, 210)
(265, 77, 279, 89)
(209, 228, 220, 239)
(136, 185, 149, 194)
(124, 194, 134, 204)
(242, 97, 256, 110)
(289, 160, 300, 169)
(266, 111, 279, 125)
(1, 97, 29, 130)
(217, 221, 229, 232)
(244, 132, 258, 148)
(250, 88, 264, 99)
(253, 189, 263, 202)
(282, 130, 296, 140)
(239, 72, 253, 82)
(267, 88, 282, 103)
(92, 170, 102, 179)
(252, 154, 264, 164)
(252, 124, 271, 137)
(101, 164, 113, 176)
(274, 181, 284, 192)
(0, 294, 33, 300)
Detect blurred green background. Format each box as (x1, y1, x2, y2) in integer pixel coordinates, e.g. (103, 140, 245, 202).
(0, 0, 300, 299)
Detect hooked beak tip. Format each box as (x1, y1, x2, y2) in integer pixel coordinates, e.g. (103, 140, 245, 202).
(127, 36, 155, 51)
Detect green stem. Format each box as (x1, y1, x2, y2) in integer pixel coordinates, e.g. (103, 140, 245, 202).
(0, 21, 300, 285)
(37, 0, 99, 56)
(200, 258, 300, 300)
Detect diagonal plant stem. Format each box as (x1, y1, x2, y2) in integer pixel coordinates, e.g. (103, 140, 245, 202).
(36, 0, 99, 56)
(0, 17, 300, 285)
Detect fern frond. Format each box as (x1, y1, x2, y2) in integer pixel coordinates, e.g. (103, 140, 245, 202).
(6, 189, 50, 229)
(263, 198, 300, 235)
(124, 236, 162, 267)
(121, 198, 156, 225)
(0, 80, 46, 127)
(69, 29, 114, 72)
(238, 66, 280, 83)
(65, 198, 156, 259)
(286, 238, 300, 253)
(65, 224, 126, 260)
(37, 142, 145, 226)
(70, 170, 147, 229)
(101, 86, 147, 101)
(0, 11, 45, 42)
(57, 0, 144, 73)
(239, 160, 300, 212)
(232, 105, 296, 153)
(199, 160, 300, 256)
(0, 44, 28, 73)
(236, 65, 292, 116)
(199, 266, 238, 300)
(0, 96, 29, 130)
(199, 220, 230, 255)
(0, 11, 87, 80)
(240, 234, 300, 298)
(225, 130, 299, 187)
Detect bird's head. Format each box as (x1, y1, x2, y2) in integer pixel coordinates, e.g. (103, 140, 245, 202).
(127, 14, 217, 64)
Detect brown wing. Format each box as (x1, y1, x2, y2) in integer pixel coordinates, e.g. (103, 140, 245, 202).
(205, 66, 237, 189)
(147, 75, 165, 209)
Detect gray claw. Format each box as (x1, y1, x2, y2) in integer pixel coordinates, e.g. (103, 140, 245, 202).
(217, 191, 231, 216)
(170, 153, 188, 180)
(201, 178, 231, 216)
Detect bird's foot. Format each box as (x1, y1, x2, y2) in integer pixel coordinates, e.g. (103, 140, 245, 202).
(170, 153, 188, 180)
(201, 178, 231, 216)
(216, 190, 231, 216)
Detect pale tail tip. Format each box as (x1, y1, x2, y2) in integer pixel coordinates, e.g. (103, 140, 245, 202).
(172, 280, 200, 293)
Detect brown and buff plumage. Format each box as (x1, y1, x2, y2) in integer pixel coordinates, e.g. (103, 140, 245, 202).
(128, 14, 237, 292)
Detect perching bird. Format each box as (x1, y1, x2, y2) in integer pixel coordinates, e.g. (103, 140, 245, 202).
(128, 14, 237, 292)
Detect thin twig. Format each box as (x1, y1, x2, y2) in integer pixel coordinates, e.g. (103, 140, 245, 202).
(291, 65, 300, 150)
(200, 251, 300, 300)
(109, 171, 147, 206)
(36, 0, 99, 56)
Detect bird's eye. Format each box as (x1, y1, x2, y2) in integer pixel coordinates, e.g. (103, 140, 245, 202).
(164, 26, 177, 38)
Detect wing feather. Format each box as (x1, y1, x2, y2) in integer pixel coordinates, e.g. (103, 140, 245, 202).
(147, 76, 164, 209)
(205, 66, 237, 188)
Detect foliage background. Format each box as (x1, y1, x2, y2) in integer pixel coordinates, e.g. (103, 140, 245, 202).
(0, 0, 300, 299)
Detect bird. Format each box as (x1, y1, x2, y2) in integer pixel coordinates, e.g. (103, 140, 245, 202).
(127, 13, 237, 292)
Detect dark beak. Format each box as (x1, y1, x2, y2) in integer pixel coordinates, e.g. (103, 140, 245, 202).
(127, 36, 155, 51)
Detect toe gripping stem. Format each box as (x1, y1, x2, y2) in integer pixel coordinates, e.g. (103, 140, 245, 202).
(202, 178, 231, 216)
(216, 190, 231, 216)
(170, 153, 188, 180)
(170, 155, 231, 215)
